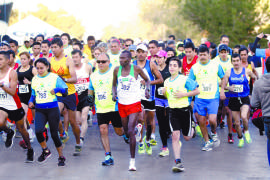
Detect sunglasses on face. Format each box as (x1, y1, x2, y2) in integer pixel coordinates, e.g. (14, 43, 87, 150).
(97, 60, 108, 64)
(125, 45, 130, 47)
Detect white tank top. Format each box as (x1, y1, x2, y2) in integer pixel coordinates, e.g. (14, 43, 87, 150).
(75, 63, 89, 95)
(0, 68, 22, 110)
(117, 65, 141, 105)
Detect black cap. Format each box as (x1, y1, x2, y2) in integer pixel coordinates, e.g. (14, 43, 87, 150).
(219, 44, 228, 52)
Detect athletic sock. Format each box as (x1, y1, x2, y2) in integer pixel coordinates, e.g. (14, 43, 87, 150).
(175, 159, 181, 164)
(105, 152, 111, 156)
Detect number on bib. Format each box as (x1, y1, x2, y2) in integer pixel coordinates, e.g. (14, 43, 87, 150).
(97, 92, 107, 101)
(0, 92, 8, 101)
(233, 85, 243, 93)
(19, 85, 29, 94)
(37, 90, 47, 100)
(202, 83, 213, 92)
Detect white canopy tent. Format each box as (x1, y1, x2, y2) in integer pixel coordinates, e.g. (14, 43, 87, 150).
(7, 15, 63, 45)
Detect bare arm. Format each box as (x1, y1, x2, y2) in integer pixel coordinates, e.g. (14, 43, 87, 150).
(86, 63, 92, 76)
(32, 66, 38, 76)
(112, 67, 119, 101)
(150, 61, 163, 85)
(66, 57, 77, 83)
(220, 70, 230, 100)
(247, 68, 257, 81)
(2, 70, 18, 96)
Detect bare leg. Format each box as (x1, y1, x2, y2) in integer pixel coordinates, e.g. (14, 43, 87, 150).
(99, 124, 110, 152)
(198, 115, 209, 142)
(68, 109, 81, 144)
(80, 106, 90, 138)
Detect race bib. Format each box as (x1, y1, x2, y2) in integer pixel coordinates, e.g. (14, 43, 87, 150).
(19, 85, 29, 94)
(120, 83, 131, 91)
(202, 83, 213, 92)
(233, 85, 243, 93)
(37, 90, 48, 100)
(75, 84, 87, 95)
(0, 92, 8, 101)
(97, 91, 107, 101)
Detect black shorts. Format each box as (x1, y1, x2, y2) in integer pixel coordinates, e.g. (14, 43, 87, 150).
(18, 92, 31, 105)
(169, 107, 193, 136)
(57, 94, 77, 111)
(0, 107, 25, 122)
(141, 100, 155, 111)
(77, 95, 89, 112)
(97, 111, 122, 128)
(228, 96, 250, 111)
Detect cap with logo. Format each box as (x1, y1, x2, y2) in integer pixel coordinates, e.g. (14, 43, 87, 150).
(218, 44, 228, 52)
(136, 44, 148, 52)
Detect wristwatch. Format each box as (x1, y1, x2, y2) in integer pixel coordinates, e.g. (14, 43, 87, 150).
(0, 83, 4, 88)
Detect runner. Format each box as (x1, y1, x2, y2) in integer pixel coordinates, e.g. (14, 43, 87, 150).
(108, 39, 121, 67)
(163, 57, 199, 172)
(31, 42, 42, 63)
(0, 51, 34, 162)
(112, 50, 150, 171)
(7, 50, 19, 70)
(181, 42, 198, 76)
(133, 44, 163, 153)
(61, 33, 73, 57)
(50, 38, 82, 155)
(40, 40, 52, 59)
(89, 52, 128, 165)
(29, 58, 66, 166)
(189, 45, 225, 151)
(17, 52, 37, 144)
(221, 54, 257, 148)
(154, 50, 171, 157)
(72, 49, 91, 153)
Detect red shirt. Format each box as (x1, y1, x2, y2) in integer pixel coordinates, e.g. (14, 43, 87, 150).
(182, 55, 198, 76)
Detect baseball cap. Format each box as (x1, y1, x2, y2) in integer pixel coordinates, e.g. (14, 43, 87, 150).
(157, 50, 167, 58)
(128, 45, 137, 51)
(136, 44, 148, 52)
(167, 40, 175, 45)
(183, 38, 193, 45)
(0, 41, 10, 47)
(219, 44, 228, 52)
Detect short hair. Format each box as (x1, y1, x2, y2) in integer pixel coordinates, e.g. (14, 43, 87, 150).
(97, 42, 108, 52)
(125, 38, 134, 44)
(32, 42, 41, 47)
(51, 38, 63, 47)
(169, 57, 181, 67)
(35, 34, 44, 41)
(121, 50, 132, 59)
(234, 45, 241, 49)
(168, 35, 176, 40)
(184, 42, 195, 50)
(73, 42, 83, 50)
(71, 49, 82, 56)
(19, 52, 30, 59)
(177, 43, 184, 49)
(34, 58, 51, 72)
(198, 45, 209, 54)
(97, 53, 110, 60)
(7, 50, 15, 58)
(231, 53, 240, 59)
(239, 47, 248, 55)
(87, 36, 95, 41)
(61, 33, 71, 41)
(165, 47, 176, 56)
(9, 39, 18, 46)
(0, 51, 10, 59)
(220, 34, 229, 41)
(41, 40, 51, 47)
(111, 39, 120, 45)
(266, 56, 270, 72)
(158, 43, 166, 50)
(149, 40, 159, 47)
(53, 34, 60, 38)
(210, 42, 217, 49)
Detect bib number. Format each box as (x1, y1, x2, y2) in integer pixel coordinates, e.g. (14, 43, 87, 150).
(75, 84, 87, 95)
(19, 85, 29, 94)
(37, 90, 48, 100)
(0, 92, 8, 101)
(233, 85, 243, 93)
(97, 92, 107, 101)
(202, 83, 213, 92)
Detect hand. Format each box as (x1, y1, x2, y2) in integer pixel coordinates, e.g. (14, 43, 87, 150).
(257, 33, 264, 39)
(145, 89, 150, 99)
(227, 85, 235, 92)
(112, 94, 118, 102)
(23, 78, 31, 84)
(173, 90, 186, 99)
(28, 102, 34, 109)
(220, 91, 226, 100)
(50, 89, 55, 95)
(140, 80, 145, 86)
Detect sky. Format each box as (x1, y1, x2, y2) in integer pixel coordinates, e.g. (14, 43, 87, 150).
(12, 0, 140, 39)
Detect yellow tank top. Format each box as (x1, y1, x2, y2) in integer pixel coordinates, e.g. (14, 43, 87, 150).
(51, 55, 76, 95)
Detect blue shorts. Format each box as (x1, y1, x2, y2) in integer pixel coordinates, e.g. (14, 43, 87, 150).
(155, 98, 169, 108)
(57, 93, 77, 111)
(194, 98, 219, 116)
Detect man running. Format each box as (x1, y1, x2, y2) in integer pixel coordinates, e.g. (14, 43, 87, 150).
(40, 40, 52, 59)
(189, 45, 225, 151)
(133, 44, 163, 153)
(112, 50, 150, 171)
(181, 42, 198, 76)
(50, 38, 82, 155)
(0, 51, 34, 162)
(89, 52, 127, 166)
(108, 39, 121, 67)
(221, 54, 257, 148)
(72, 50, 91, 153)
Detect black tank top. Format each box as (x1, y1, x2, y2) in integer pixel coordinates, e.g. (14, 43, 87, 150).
(155, 65, 171, 99)
(17, 66, 34, 85)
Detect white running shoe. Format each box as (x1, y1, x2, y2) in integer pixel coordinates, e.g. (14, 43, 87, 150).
(128, 160, 136, 171)
(27, 128, 35, 143)
(135, 123, 142, 142)
(2, 132, 7, 142)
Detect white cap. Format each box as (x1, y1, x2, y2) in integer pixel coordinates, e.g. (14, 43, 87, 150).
(136, 44, 148, 52)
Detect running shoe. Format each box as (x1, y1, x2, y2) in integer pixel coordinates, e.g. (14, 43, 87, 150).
(232, 124, 237, 133)
(102, 155, 114, 166)
(195, 125, 203, 137)
(38, 149, 51, 163)
(123, 135, 129, 144)
(238, 138, 244, 148)
(244, 131, 252, 144)
(58, 156, 66, 166)
(60, 131, 69, 144)
(159, 147, 169, 157)
(220, 121, 225, 129)
(201, 140, 213, 151)
(145, 142, 152, 155)
(129, 160, 136, 171)
(135, 123, 142, 142)
(19, 140, 28, 149)
(5, 129, 15, 148)
(2, 132, 7, 142)
(25, 148, 34, 163)
(150, 138, 157, 146)
(27, 128, 35, 143)
(211, 132, 220, 147)
(138, 143, 145, 154)
(73, 145, 82, 156)
(228, 135, 234, 144)
(172, 162, 185, 172)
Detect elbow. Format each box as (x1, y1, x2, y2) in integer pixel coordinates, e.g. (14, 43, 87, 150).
(195, 89, 200, 96)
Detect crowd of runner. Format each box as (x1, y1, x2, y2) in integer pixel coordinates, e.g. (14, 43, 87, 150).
(0, 32, 270, 172)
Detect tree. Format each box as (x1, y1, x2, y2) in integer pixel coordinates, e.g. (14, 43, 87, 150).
(9, 4, 85, 39)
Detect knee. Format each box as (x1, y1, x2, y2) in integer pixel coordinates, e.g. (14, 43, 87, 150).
(99, 125, 108, 135)
(235, 120, 241, 126)
(115, 128, 123, 136)
(128, 129, 134, 136)
(172, 131, 180, 142)
(36, 132, 45, 143)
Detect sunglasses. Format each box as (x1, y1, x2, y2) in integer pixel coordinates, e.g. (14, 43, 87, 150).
(97, 60, 108, 64)
(125, 45, 130, 47)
